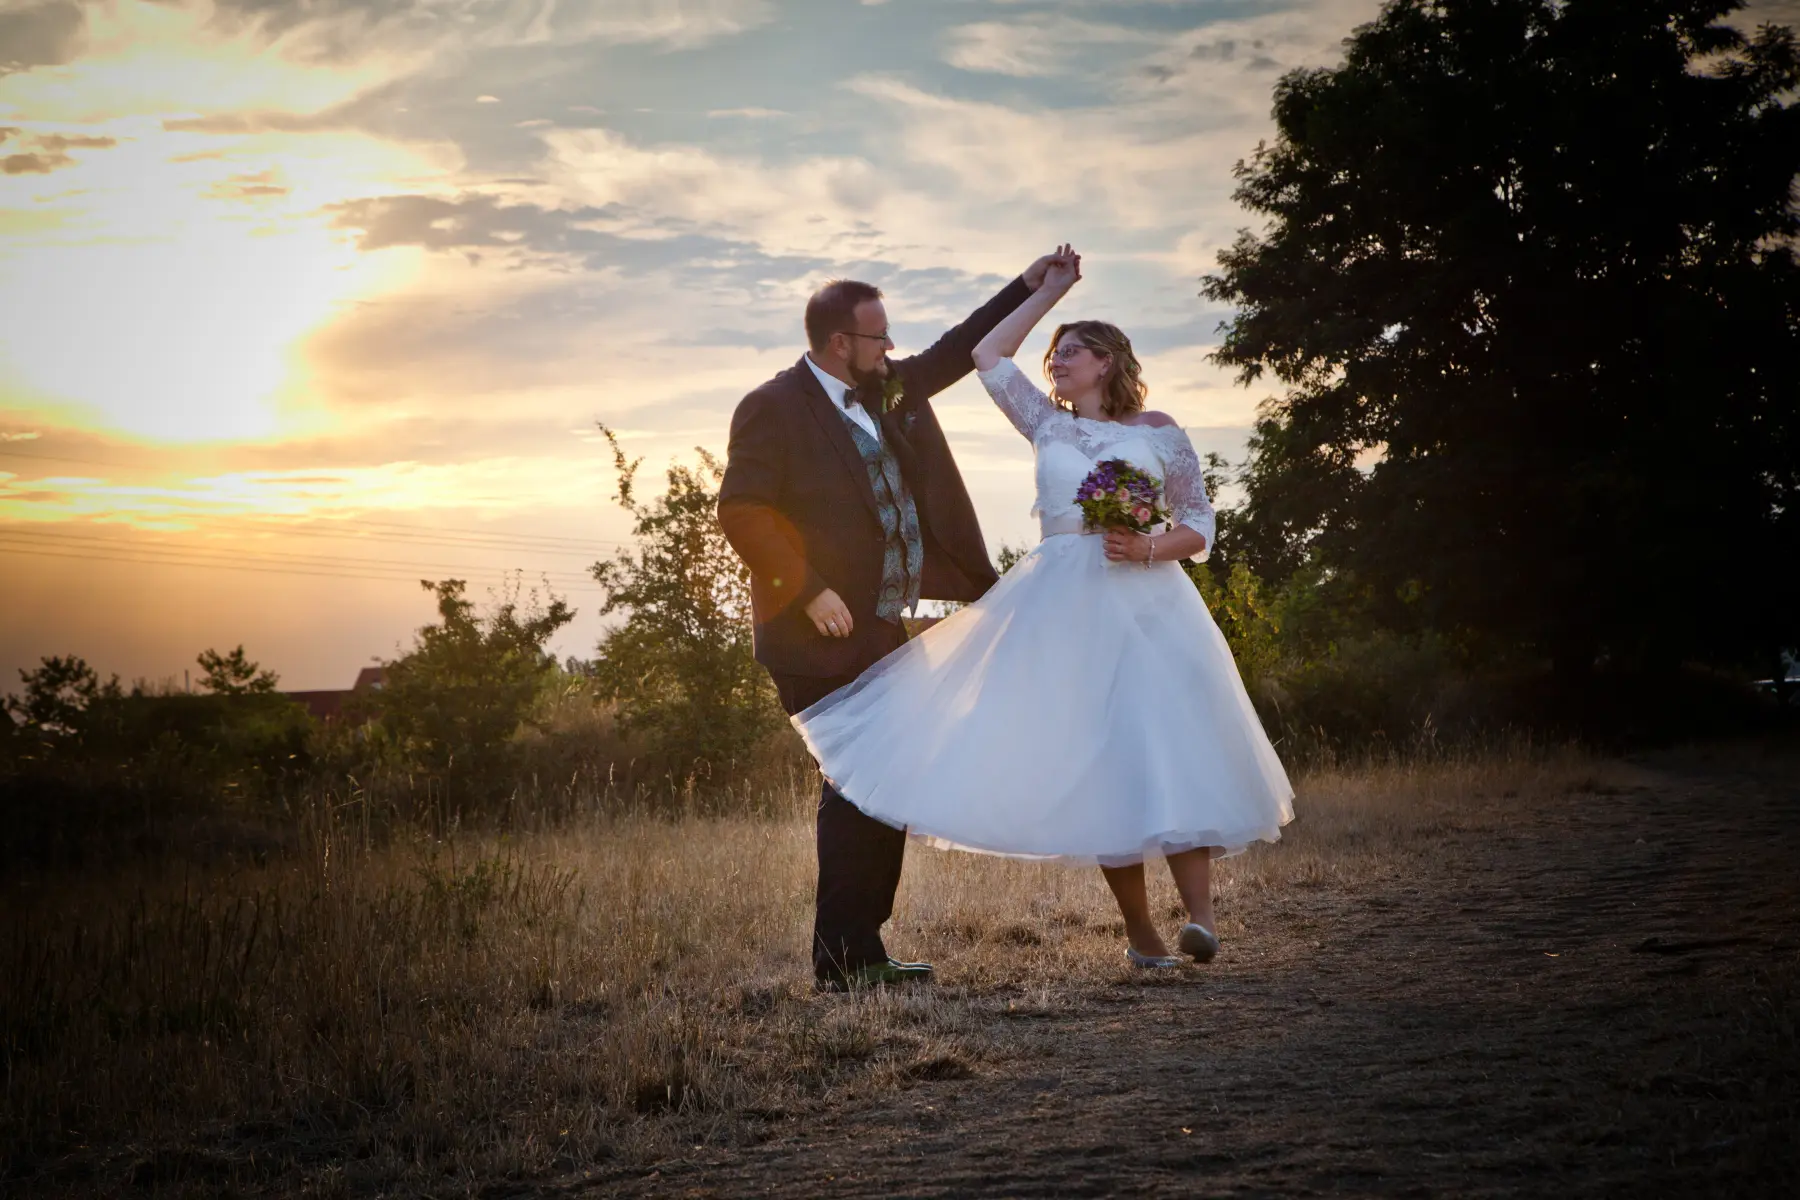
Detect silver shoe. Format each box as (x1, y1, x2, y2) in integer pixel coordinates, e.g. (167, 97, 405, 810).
(1126, 946, 1182, 969)
(1177, 923, 1220, 963)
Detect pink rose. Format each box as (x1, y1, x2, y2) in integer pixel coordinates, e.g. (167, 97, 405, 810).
(1115, 487, 1130, 502)
(1133, 506, 1151, 522)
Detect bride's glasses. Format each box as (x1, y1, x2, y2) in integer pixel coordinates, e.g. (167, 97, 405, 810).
(1050, 344, 1095, 362)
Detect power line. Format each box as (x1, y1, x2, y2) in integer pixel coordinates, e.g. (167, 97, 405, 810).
(0, 446, 631, 553)
(8, 520, 621, 563)
(236, 518, 624, 555)
(0, 524, 601, 572)
(0, 540, 609, 591)
(0, 447, 133, 470)
(0, 536, 604, 590)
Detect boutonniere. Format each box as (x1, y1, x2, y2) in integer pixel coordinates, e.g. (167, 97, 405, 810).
(879, 372, 906, 415)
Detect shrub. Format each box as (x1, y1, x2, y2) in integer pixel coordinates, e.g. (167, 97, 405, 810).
(586, 425, 788, 783)
(363, 578, 575, 797)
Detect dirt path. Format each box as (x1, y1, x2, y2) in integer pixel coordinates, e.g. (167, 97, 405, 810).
(576, 753, 1799, 1198)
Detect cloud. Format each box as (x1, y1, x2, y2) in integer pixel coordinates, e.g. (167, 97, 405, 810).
(328, 192, 620, 256)
(36, 132, 117, 151)
(0, 127, 119, 173)
(1738, 2, 1800, 27)
(0, 0, 85, 76)
(528, 123, 1041, 290)
(197, 0, 776, 65)
(2, 149, 70, 173)
(163, 108, 348, 135)
(204, 168, 290, 200)
(846, 74, 1239, 230)
(941, 16, 1155, 79)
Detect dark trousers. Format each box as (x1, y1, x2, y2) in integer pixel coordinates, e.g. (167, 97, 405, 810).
(771, 619, 909, 979)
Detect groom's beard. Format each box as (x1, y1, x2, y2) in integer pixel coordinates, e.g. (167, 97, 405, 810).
(847, 356, 889, 394)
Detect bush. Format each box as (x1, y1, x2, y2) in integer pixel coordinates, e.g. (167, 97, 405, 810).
(0, 654, 315, 869)
(586, 426, 789, 783)
(359, 578, 575, 801)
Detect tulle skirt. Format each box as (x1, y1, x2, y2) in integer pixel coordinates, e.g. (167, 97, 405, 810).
(793, 531, 1295, 867)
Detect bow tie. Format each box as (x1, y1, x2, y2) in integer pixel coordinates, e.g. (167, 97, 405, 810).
(845, 385, 876, 412)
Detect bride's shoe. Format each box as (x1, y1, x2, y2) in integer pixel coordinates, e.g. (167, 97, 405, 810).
(1177, 923, 1221, 963)
(1125, 946, 1182, 969)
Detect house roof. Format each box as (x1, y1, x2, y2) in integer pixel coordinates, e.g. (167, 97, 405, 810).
(284, 690, 349, 721)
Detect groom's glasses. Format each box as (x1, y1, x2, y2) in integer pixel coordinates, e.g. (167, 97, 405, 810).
(840, 329, 894, 345)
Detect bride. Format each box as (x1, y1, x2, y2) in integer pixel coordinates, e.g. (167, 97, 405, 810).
(793, 248, 1294, 968)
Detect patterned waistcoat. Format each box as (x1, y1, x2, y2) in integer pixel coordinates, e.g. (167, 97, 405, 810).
(841, 413, 923, 623)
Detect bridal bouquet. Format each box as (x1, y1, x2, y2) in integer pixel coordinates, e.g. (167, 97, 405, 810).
(1075, 459, 1169, 533)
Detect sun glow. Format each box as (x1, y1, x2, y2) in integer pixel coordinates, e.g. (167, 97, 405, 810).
(0, 2, 440, 446)
(1, 221, 401, 444)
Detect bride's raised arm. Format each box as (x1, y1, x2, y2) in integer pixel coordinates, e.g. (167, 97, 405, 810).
(972, 244, 1079, 372)
(973, 246, 1078, 440)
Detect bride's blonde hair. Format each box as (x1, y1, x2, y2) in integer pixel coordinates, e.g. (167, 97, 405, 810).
(1042, 320, 1147, 419)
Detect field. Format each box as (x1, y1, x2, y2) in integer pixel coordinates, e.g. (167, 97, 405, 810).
(4, 742, 1797, 1197)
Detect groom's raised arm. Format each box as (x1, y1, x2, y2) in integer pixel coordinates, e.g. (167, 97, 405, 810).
(897, 275, 1035, 403)
(718, 388, 828, 615)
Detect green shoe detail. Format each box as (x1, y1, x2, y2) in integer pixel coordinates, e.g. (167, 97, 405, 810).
(817, 960, 934, 992)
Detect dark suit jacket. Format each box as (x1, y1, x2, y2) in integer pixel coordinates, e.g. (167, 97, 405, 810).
(718, 277, 1031, 679)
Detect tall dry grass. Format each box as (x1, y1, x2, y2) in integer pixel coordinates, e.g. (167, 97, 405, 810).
(2, 745, 1631, 1194)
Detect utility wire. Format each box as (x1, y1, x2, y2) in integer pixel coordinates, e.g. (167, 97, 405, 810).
(0, 447, 138, 470)
(0, 540, 609, 591)
(0, 521, 612, 572)
(229, 519, 623, 555)
(0, 536, 604, 590)
(0, 446, 630, 553)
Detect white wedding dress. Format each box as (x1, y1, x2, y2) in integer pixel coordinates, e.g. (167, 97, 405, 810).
(793, 359, 1294, 866)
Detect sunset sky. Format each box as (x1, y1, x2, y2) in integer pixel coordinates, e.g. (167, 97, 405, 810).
(4, 0, 1791, 693)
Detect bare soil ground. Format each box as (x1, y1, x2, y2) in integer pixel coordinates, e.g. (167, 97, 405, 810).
(8, 747, 1796, 1198)
(572, 747, 1800, 1199)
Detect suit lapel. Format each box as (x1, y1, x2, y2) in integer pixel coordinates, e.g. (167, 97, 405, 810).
(791, 357, 881, 521)
(880, 409, 924, 489)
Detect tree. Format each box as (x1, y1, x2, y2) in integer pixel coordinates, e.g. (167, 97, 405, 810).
(1203, 0, 1800, 676)
(373, 578, 575, 781)
(196, 645, 280, 695)
(588, 425, 786, 775)
(4, 655, 121, 742)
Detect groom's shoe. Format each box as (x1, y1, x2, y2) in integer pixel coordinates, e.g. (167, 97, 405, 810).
(816, 959, 935, 993)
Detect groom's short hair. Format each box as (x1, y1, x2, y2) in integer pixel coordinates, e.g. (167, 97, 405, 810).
(805, 279, 883, 353)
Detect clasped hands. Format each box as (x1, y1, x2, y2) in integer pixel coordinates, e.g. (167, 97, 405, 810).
(1024, 243, 1082, 293)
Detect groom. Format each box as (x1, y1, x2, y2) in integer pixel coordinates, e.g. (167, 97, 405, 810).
(719, 252, 1064, 989)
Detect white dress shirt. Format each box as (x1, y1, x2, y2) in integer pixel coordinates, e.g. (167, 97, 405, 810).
(805, 353, 880, 440)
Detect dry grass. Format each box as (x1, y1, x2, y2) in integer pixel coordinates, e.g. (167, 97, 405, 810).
(1, 745, 1644, 1195)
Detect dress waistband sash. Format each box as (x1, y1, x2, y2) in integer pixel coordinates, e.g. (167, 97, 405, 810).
(1040, 513, 1174, 539)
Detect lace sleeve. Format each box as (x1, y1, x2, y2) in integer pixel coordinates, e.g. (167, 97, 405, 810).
(976, 358, 1056, 441)
(1159, 425, 1215, 561)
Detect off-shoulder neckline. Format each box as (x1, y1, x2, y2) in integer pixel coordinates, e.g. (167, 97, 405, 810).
(1066, 411, 1175, 431)
(983, 360, 1176, 433)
